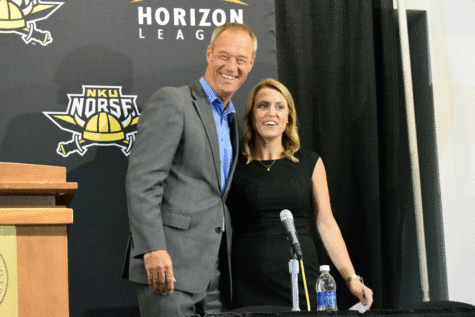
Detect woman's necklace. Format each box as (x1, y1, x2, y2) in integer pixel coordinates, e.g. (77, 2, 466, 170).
(258, 159, 277, 171)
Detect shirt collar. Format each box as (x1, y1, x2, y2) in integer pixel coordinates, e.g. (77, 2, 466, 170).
(199, 77, 236, 117)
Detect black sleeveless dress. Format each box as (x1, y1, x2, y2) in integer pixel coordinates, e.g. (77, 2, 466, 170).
(227, 150, 320, 310)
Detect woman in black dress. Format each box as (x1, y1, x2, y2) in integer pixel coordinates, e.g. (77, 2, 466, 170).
(227, 78, 373, 310)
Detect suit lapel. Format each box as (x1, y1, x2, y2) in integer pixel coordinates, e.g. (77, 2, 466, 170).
(223, 117, 238, 197)
(189, 80, 222, 190)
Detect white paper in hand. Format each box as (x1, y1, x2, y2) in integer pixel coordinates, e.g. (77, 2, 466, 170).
(348, 302, 371, 313)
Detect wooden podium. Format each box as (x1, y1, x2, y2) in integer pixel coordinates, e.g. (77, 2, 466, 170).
(0, 163, 77, 316)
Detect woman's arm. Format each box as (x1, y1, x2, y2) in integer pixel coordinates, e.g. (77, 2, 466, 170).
(312, 157, 373, 306)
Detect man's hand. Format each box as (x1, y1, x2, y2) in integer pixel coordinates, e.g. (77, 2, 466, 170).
(144, 250, 176, 295)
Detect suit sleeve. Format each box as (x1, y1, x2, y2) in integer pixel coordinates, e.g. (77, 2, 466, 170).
(126, 87, 185, 258)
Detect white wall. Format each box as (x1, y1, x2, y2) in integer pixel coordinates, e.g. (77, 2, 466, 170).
(403, 0, 475, 305)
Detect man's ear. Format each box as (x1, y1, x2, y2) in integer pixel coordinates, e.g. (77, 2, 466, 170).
(206, 46, 213, 63)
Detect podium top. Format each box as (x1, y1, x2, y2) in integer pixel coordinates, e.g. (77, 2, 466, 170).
(0, 163, 78, 206)
(0, 162, 68, 183)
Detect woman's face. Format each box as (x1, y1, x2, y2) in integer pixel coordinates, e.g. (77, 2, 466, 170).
(252, 87, 289, 142)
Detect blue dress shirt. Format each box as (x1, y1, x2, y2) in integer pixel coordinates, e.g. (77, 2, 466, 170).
(199, 77, 235, 195)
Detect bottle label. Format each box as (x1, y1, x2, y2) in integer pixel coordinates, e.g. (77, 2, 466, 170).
(317, 290, 337, 307)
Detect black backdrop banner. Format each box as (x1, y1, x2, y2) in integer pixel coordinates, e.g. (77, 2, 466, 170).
(275, 0, 402, 310)
(0, 0, 277, 315)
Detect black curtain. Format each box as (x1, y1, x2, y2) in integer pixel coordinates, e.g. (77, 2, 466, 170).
(275, 0, 403, 309)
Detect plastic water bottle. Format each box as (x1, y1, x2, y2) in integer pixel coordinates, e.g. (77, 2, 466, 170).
(316, 265, 338, 311)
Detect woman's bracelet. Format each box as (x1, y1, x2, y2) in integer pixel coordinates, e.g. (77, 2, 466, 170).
(346, 274, 362, 284)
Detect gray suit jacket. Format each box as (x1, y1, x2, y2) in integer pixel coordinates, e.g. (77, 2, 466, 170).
(123, 80, 238, 296)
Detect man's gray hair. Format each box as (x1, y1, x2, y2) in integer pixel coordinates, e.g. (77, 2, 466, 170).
(210, 22, 257, 57)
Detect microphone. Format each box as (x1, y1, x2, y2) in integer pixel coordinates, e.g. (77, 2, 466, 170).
(280, 209, 303, 259)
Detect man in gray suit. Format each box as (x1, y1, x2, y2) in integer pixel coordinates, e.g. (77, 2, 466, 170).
(123, 23, 256, 316)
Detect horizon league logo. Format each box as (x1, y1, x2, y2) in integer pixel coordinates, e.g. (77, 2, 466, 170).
(43, 86, 140, 157)
(0, 0, 63, 46)
(134, 0, 248, 40)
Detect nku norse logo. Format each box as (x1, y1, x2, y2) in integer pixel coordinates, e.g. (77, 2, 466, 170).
(43, 86, 140, 157)
(0, 0, 63, 46)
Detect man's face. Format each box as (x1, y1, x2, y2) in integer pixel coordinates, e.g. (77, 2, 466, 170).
(204, 29, 255, 105)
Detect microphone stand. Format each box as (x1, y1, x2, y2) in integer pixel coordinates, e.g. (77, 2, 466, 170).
(288, 249, 300, 311)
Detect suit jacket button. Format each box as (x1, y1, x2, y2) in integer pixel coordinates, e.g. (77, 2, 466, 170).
(215, 227, 222, 233)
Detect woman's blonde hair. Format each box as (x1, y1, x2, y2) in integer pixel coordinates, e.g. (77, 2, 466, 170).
(242, 78, 300, 163)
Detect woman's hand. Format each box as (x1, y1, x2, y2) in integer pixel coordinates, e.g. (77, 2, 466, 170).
(348, 279, 373, 307)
